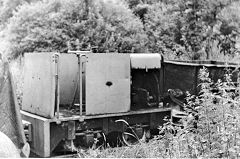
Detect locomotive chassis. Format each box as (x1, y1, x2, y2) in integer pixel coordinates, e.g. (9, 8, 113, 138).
(21, 107, 171, 157)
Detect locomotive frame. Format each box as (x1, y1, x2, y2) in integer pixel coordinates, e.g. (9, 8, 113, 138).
(21, 107, 171, 157)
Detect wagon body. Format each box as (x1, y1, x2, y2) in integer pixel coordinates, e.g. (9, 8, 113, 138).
(162, 60, 239, 95)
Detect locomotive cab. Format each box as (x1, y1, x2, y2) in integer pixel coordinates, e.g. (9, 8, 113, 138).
(130, 54, 162, 110)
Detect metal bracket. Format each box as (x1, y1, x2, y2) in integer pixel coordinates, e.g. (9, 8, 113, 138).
(22, 120, 32, 142)
(66, 121, 76, 140)
(76, 54, 87, 116)
(54, 53, 60, 122)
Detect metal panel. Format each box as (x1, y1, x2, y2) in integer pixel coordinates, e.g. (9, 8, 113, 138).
(163, 61, 240, 95)
(130, 54, 161, 69)
(86, 54, 130, 115)
(22, 53, 56, 118)
(58, 54, 78, 105)
(163, 62, 197, 94)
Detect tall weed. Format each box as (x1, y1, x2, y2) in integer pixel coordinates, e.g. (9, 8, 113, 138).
(162, 67, 240, 158)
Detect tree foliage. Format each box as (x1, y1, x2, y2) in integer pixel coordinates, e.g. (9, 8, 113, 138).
(0, 0, 147, 58)
(143, 0, 240, 60)
(0, 0, 38, 28)
(0, 0, 240, 59)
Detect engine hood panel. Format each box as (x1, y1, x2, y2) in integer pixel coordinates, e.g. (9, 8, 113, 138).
(130, 54, 161, 69)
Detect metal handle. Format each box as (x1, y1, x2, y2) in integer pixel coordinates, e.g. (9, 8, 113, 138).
(54, 53, 60, 122)
(77, 54, 87, 116)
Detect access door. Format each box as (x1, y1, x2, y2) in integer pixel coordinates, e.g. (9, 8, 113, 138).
(85, 54, 130, 115)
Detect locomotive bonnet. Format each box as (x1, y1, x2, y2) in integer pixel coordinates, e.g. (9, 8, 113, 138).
(22, 52, 162, 118)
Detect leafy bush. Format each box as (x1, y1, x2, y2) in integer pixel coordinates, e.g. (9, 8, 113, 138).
(1, 0, 147, 59)
(158, 67, 240, 158)
(178, 67, 240, 158)
(143, 0, 240, 60)
(1, 0, 240, 60)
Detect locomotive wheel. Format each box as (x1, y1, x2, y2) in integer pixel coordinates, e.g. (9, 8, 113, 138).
(122, 132, 138, 146)
(121, 129, 150, 146)
(93, 132, 107, 149)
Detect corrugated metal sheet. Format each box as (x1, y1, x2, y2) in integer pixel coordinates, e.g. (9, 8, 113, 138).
(0, 61, 26, 151)
(130, 54, 161, 69)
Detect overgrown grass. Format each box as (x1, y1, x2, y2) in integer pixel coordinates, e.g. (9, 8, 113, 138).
(82, 67, 240, 158)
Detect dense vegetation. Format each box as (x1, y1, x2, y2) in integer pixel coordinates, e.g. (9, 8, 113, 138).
(0, 0, 240, 60)
(81, 67, 240, 158)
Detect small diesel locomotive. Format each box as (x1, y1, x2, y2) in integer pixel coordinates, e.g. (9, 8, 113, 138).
(20, 52, 239, 157)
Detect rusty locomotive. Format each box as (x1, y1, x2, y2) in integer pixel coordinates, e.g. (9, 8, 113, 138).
(20, 52, 239, 157)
